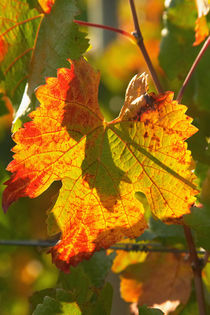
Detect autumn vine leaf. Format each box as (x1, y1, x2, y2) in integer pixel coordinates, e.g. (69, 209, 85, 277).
(112, 250, 192, 314)
(193, 0, 209, 46)
(2, 57, 198, 272)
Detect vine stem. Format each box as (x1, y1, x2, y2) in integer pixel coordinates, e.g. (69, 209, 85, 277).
(74, 19, 134, 40)
(0, 239, 205, 254)
(177, 36, 210, 103)
(183, 225, 206, 315)
(128, 0, 163, 93)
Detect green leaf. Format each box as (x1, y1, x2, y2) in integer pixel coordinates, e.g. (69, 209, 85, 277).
(0, 0, 40, 109)
(32, 293, 81, 315)
(30, 289, 56, 313)
(58, 265, 92, 305)
(159, 0, 197, 83)
(184, 204, 210, 250)
(31, 288, 82, 315)
(31, 278, 112, 315)
(91, 283, 113, 315)
(13, 0, 89, 128)
(33, 296, 62, 315)
(138, 305, 163, 314)
(82, 251, 115, 287)
(159, 0, 210, 111)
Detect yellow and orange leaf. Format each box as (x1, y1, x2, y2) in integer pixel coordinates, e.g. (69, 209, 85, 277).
(3, 58, 198, 271)
(193, 0, 210, 46)
(38, 0, 55, 14)
(193, 15, 209, 46)
(112, 250, 192, 314)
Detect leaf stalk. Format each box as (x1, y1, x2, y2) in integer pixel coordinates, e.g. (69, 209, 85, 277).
(74, 19, 134, 41)
(177, 36, 210, 103)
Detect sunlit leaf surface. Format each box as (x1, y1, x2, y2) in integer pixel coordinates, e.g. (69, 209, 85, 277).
(3, 58, 198, 271)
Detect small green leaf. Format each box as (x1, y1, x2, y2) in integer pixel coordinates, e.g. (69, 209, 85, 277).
(31, 288, 82, 315)
(33, 296, 61, 315)
(30, 289, 56, 313)
(31, 274, 112, 315)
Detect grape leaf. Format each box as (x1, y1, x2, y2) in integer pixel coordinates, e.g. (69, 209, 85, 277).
(2, 57, 198, 271)
(31, 283, 113, 315)
(193, 0, 209, 46)
(82, 251, 115, 288)
(112, 251, 192, 314)
(0, 0, 41, 109)
(32, 290, 82, 315)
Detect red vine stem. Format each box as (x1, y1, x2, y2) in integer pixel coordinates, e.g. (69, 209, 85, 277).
(74, 19, 134, 41)
(183, 225, 206, 315)
(128, 0, 163, 93)
(177, 36, 210, 103)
